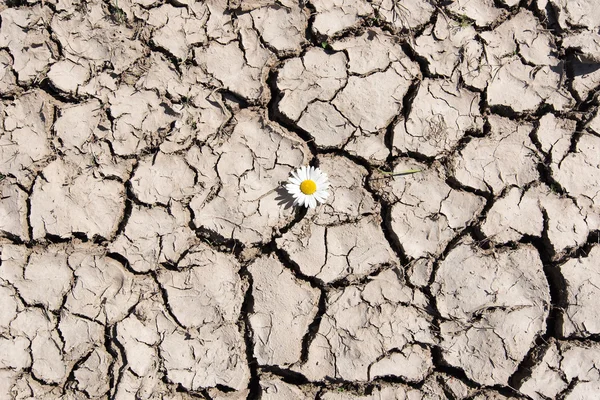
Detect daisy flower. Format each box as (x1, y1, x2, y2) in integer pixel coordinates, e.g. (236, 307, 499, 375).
(286, 166, 329, 208)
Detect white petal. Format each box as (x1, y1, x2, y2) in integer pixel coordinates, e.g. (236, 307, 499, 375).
(316, 190, 329, 199)
(316, 174, 329, 185)
(313, 167, 321, 181)
(301, 166, 310, 181)
(302, 195, 311, 208)
(288, 176, 301, 185)
(308, 196, 317, 208)
(313, 193, 326, 203)
(291, 170, 301, 182)
(301, 195, 309, 208)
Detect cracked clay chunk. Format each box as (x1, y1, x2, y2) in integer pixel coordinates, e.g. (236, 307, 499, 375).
(1, 90, 54, 187)
(0, 177, 28, 240)
(106, 86, 178, 156)
(0, 337, 30, 372)
(58, 312, 104, 364)
(385, 163, 484, 259)
(331, 28, 412, 76)
(191, 110, 309, 244)
(590, 110, 600, 135)
(30, 159, 125, 240)
(487, 59, 572, 112)
(372, 0, 434, 31)
(0, 343, 29, 376)
(195, 14, 274, 103)
(73, 348, 112, 397)
(10, 308, 68, 385)
(550, 0, 600, 30)
(560, 246, 600, 338)
(320, 383, 445, 400)
(0, 245, 72, 311)
(481, 186, 542, 245)
(295, 269, 435, 381)
(251, 4, 307, 54)
(47, 60, 90, 95)
(277, 216, 396, 284)
(313, 154, 378, 224)
(0, 50, 19, 96)
(146, 3, 207, 60)
(260, 375, 316, 399)
(519, 340, 600, 400)
(370, 344, 433, 382)
(205, 0, 237, 44)
(0, 283, 18, 334)
(131, 152, 197, 205)
(65, 245, 154, 325)
(116, 312, 161, 382)
(109, 203, 194, 273)
(297, 101, 356, 149)
(482, 184, 589, 255)
(563, 30, 600, 65)
(572, 59, 600, 103)
(479, 11, 573, 112)
(432, 241, 550, 386)
(129, 265, 246, 395)
(276, 48, 347, 121)
(518, 339, 566, 400)
(332, 61, 419, 133)
(311, 0, 372, 36)
(480, 10, 560, 67)
(293, 29, 419, 161)
(53, 100, 102, 152)
(0, 7, 56, 85)
(51, 2, 143, 74)
(160, 322, 250, 391)
(448, 0, 505, 26)
(135, 52, 189, 99)
(393, 79, 483, 157)
(414, 18, 478, 77)
(296, 101, 390, 163)
(553, 133, 600, 216)
(134, 57, 229, 153)
(537, 113, 575, 165)
(6, 374, 65, 399)
(115, 295, 249, 394)
(452, 115, 539, 194)
(156, 243, 244, 328)
(249, 254, 319, 366)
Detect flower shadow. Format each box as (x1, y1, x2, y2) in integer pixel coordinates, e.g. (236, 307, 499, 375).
(275, 185, 296, 210)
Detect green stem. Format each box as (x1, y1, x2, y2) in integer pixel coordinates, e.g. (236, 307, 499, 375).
(376, 168, 422, 177)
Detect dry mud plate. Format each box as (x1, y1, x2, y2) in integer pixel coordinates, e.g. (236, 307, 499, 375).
(1, 0, 600, 398)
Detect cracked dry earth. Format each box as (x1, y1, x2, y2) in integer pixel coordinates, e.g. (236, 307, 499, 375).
(1, 0, 600, 399)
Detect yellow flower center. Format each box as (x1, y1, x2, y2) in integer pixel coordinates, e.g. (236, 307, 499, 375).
(300, 179, 317, 195)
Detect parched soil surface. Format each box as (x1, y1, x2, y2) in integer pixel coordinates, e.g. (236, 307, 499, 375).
(1, 0, 600, 398)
